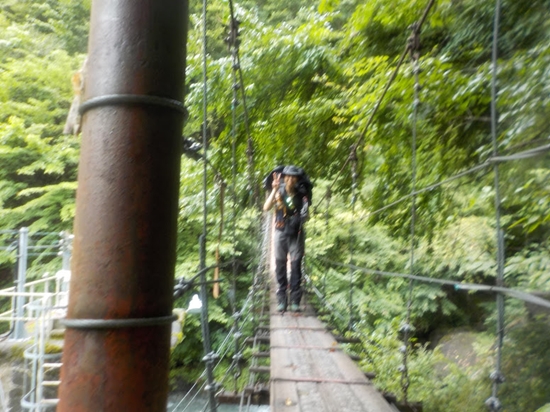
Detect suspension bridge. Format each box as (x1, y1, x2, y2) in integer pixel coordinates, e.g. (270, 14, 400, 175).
(0, 0, 549, 411)
(2, 208, 548, 412)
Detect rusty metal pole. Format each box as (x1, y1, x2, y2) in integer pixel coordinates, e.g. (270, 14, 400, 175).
(58, 1, 188, 411)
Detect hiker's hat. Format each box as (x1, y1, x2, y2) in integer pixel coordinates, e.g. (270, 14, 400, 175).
(283, 165, 302, 176)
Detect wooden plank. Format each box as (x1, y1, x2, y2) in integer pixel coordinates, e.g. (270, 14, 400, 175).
(317, 382, 377, 412)
(269, 240, 394, 412)
(252, 351, 270, 358)
(268, 247, 393, 411)
(250, 366, 270, 374)
(270, 310, 395, 411)
(294, 381, 330, 412)
(270, 344, 301, 411)
(348, 384, 400, 412)
(270, 380, 300, 412)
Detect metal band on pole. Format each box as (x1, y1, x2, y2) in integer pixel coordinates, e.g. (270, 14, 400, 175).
(79, 94, 187, 115)
(61, 314, 177, 329)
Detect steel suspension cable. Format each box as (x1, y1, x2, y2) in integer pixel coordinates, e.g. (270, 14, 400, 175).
(236, 57, 257, 206)
(199, 0, 217, 410)
(200, 0, 209, 272)
(167, 181, 268, 412)
(348, 149, 358, 330)
(312, 257, 550, 309)
(224, 7, 270, 398)
(227, 0, 257, 207)
(305, 253, 550, 375)
(400, 31, 422, 403)
(238, 218, 271, 412)
(225, 9, 243, 394)
(323, 188, 332, 297)
(318, 48, 408, 207)
(212, 218, 269, 405)
(317, 0, 437, 207)
(487, 1, 506, 410)
(227, 11, 239, 308)
(171, 259, 265, 412)
(357, 140, 550, 222)
(194, 214, 269, 410)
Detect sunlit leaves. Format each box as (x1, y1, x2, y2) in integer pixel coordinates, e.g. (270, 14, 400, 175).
(0, 6, 84, 231)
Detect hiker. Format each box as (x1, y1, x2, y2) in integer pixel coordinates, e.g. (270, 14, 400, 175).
(263, 165, 311, 312)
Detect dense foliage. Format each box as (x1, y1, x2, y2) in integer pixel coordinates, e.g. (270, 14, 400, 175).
(0, 0, 549, 411)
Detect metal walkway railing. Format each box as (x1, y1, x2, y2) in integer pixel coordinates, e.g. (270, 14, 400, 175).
(0, 227, 72, 411)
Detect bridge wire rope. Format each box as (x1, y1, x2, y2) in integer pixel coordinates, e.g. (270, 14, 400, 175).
(303, 252, 387, 368)
(238, 215, 272, 412)
(223, 2, 271, 407)
(302, 269, 380, 368)
(323, 188, 332, 297)
(187, 0, 264, 408)
(305, 0, 438, 397)
(317, 0, 437, 208)
(356, 141, 550, 222)
(302, 253, 550, 383)
(169, 214, 267, 412)
(198, 0, 218, 409)
(310, 257, 550, 309)
(306, 204, 377, 362)
(170, 243, 269, 412)
(304, 258, 386, 364)
(316, 2, 436, 401)
(196, 295, 257, 410)
(486, 0, 506, 410)
(226, 0, 257, 207)
(175, 5, 263, 407)
(348, 149, 358, 330)
(213, 176, 227, 301)
(304, 189, 323, 306)
(303, 271, 348, 325)
(400, 26, 422, 404)
(306, 0, 432, 332)
(305, 254, 550, 380)
(184, 217, 269, 411)
(161, 271, 237, 410)
(226, 4, 243, 396)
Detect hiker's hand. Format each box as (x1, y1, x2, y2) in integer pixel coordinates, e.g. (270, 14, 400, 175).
(272, 173, 281, 190)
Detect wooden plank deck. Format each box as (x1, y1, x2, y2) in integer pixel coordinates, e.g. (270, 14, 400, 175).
(269, 297, 395, 412)
(265, 216, 394, 411)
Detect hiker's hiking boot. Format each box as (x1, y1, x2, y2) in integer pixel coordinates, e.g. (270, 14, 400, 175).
(277, 302, 286, 312)
(290, 303, 301, 312)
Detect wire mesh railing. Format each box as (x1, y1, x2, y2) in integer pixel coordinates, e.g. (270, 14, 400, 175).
(169, 214, 271, 412)
(0, 228, 72, 410)
(20, 294, 65, 411)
